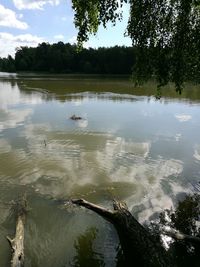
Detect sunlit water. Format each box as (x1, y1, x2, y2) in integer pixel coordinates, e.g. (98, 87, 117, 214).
(0, 73, 200, 266)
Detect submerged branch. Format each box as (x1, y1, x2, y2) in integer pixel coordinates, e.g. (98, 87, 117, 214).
(6, 195, 27, 267)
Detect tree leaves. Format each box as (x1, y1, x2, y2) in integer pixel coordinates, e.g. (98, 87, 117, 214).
(72, 0, 128, 47)
(71, 0, 200, 90)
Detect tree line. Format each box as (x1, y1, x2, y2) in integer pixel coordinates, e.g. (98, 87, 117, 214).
(0, 42, 135, 75)
(1, 41, 199, 90)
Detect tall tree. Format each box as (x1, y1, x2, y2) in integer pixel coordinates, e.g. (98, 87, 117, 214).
(71, 0, 200, 91)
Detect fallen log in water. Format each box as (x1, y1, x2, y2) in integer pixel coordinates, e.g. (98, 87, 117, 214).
(72, 198, 173, 267)
(7, 196, 27, 267)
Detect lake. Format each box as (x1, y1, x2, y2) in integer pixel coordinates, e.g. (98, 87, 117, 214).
(0, 73, 200, 266)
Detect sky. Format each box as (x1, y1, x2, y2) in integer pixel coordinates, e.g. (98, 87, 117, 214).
(0, 0, 132, 58)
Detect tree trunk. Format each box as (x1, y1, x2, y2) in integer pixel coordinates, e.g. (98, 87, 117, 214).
(7, 196, 26, 267)
(72, 198, 173, 267)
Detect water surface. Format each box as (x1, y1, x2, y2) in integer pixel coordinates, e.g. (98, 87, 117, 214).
(0, 74, 200, 266)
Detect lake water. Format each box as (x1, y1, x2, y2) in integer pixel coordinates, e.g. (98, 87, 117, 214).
(0, 73, 200, 266)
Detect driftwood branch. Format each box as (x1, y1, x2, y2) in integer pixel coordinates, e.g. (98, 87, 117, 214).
(7, 196, 27, 267)
(72, 198, 173, 267)
(72, 199, 114, 222)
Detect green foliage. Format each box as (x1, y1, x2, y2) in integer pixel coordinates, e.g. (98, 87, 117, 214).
(72, 0, 128, 48)
(71, 0, 200, 90)
(160, 194, 200, 236)
(0, 55, 15, 72)
(159, 194, 200, 267)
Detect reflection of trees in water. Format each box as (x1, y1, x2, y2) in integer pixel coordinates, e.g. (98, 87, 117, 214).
(3, 77, 200, 103)
(16, 79, 50, 100)
(72, 227, 105, 267)
(10, 79, 17, 88)
(115, 245, 125, 267)
(167, 194, 200, 267)
(151, 194, 200, 267)
(73, 194, 200, 267)
(17, 78, 139, 103)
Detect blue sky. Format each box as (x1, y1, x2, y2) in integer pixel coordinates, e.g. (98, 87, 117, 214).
(0, 0, 131, 58)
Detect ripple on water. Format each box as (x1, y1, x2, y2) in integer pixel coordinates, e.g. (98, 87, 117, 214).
(194, 144, 200, 161)
(1, 77, 200, 266)
(0, 127, 184, 216)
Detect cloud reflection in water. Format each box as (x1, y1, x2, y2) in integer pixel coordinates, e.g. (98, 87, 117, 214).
(0, 122, 185, 221)
(0, 80, 196, 223)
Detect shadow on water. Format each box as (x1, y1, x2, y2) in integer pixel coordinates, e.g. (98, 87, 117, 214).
(2, 74, 200, 103)
(71, 227, 105, 267)
(19, 77, 200, 103)
(71, 227, 126, 267)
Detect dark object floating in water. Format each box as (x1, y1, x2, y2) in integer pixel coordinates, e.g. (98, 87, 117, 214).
(70, 115, 82, 120)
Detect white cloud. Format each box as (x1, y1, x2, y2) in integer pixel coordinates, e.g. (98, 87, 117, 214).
(0, 139, 12, 154)
(0, 4, 28, 29)
(54, 34, 64, 40)
(0, 82, 43, 110)
(13, 0, 60, 10)
(175, 114, 192, 122)
(194, 145, 200, 161)
(175, 133, 181, 141)
(0, 32, 44, 57)
(0, 108, 32, 132)
(68, 35, 77, 44)
(18, 13, 24, 19)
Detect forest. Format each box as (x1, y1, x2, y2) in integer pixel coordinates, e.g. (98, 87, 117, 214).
(0, 42, 135, 75)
